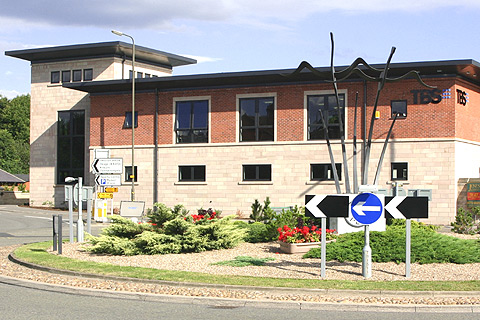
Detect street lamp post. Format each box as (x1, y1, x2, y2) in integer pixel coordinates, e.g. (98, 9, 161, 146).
(112, 30, 135, 201)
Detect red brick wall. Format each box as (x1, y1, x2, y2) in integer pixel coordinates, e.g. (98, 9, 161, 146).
(90, 76, 478, 147)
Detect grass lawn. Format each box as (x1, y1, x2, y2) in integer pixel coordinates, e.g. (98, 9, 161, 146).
(13, 241, 480, 292)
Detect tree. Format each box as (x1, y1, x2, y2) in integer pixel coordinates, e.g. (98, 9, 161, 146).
(0, 94, 30, 174)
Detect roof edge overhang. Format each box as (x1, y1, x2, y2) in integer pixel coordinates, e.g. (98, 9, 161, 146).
(63, 59, 480, 95)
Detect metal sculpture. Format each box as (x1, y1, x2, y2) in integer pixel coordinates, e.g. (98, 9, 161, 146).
(289, 32, 435, 193)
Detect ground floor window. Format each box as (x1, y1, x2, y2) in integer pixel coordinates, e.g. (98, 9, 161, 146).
(391, 162, 408, 180)
(57, 110, 85, 184)
(178, 165, 206, 182)
(125, 166, 138, 182)
(310, 163, 342, 181)
(243, 164, 271, 181)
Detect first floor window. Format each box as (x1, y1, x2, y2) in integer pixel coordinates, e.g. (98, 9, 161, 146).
(125, 166, 138, 182)
(311, 163, 342, 181)
(72, 70, 82, 82)
(51, 71, 60, 84)
(175, 100, 208, 143)
(391, 100, 407, 118)
(243, 164, 271, 181)
(123, 111, 138, 128)
(57, 110, 85, 184)
(307, 94, 345, 140)
(391, 162, 408, 180)
(62, 70, 71, 83)
(239, 97, 274, 142)
(179, 165, 206, 182)
(83, 68, 93, 81)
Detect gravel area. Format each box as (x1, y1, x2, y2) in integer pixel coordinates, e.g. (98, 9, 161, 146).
(1, 232, 480, 306)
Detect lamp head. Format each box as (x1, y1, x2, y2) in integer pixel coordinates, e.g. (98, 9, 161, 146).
(111, 30, 123, 36)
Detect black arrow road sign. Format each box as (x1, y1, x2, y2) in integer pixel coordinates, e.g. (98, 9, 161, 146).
(305, 195, 349, 218)
(385, 196, 429, 219)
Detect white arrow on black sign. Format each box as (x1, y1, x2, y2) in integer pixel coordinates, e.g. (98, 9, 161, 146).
(385, 196, 429, 219)
(305, 195, 349, 218)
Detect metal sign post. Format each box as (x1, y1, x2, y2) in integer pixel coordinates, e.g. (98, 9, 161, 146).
(77, 177, 84, 242)
(64, 185, 74, 243)
(362, 225, 371, 278)
(305, 194, 349, 278)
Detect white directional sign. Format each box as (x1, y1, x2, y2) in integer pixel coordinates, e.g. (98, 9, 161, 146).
(385, 196, 429, 219)
(91, 158, 123, 174)
(95, 174, 122, 186)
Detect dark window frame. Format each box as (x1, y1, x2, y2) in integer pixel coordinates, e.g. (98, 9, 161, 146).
(125, 166, 138, 182)
(310, 163, 342, 181)
(242, 164, 272, 182)
(178, 165, 206, 182)
(391, 162, 408, 181)
(307, 93, 345, 140)
(56, 110, 85, 184)
(175, 100, 209, 144)
(391, 100, 407, 119)
(83, 68, 93, 81)
(62, 70, 71, 83)
(123, 111, 138, 129)
(72, 69, 82, 82)
(239, 97, 275, 142)
(51, 71, 60, 84)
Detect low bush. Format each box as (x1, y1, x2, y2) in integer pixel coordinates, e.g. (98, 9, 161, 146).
(451, 207, 480, 235)
(304, 224, 480, 264)
(86, 206, 245, 255)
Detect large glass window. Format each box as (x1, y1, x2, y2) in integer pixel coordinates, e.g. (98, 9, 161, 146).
(175, 100, 208, 143)
(239, 97, 274, 142)
(57, 110, 85, 184)
(307, 94, 345, 140)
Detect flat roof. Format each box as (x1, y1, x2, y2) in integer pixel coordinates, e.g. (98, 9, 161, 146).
(5, 41, 196, 68)
(63, 59, 480, 94)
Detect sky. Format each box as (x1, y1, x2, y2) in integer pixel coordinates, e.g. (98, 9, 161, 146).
(1, 0, 480, 99)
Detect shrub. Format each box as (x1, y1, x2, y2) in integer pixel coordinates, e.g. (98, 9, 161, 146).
(244, 222, 272, 243)
(103, 216, 153, 238)
(250, 197, 273, 223)
(451, 207, 479, 235)
(87, 235, 138, 255)
(146, 203, 174, 227)
(304, 224, 480, 264)
(133, 231, 182, 254)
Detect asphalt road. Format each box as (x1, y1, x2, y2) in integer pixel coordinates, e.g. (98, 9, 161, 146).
(0, 205, 479, 319)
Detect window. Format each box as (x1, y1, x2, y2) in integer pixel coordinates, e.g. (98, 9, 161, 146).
(123, 112, 138, 128)
(145, 73, 151, 78)
(178, 165, 206, 182)
(239, 97, 274, 142)
(391, 162, 408, 181)
(307, 94, 345, 140)
(391, 100, 407, 118)
(129, 70, 133, 79)
(83, 69, 93, 81)
(311, 163, 342, 181)
(125, 166, 138, 182)
(57, 110, 85, 184)
(175, 100, 208, 143)
(51, 71, 60, 84)
(72, 70, 82, 82)
(243, 164, 271, 181)
(137, 72, 143, 78)
(62, 70, 71, 83)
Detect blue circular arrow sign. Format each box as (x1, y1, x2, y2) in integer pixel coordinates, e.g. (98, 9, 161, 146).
(351, 193, 383, 225)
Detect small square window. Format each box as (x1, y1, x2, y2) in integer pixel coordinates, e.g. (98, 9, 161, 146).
(391, 100, 407, 119)
(179, 165, 206, 182)
(51, 71, 60, 84)
(129, 70, 133, 79)
(72, 70, 82, 82)
(145, 73, 151, 78)
(243, 164, 271, 181)
(137, 72, 143, 79)
(391, 162, 408, 181)
(62, 70, 71, 83)
(311, 163, 342, 181)
(125, 166, 137, 182)
(83, 69, 93, 81)
(123, 112, 138, 128)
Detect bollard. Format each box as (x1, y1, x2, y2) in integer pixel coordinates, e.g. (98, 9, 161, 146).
(52, 214, 63, 254)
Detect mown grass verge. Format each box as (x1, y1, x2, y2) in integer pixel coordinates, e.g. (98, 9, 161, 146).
(13, 241, 480, 292)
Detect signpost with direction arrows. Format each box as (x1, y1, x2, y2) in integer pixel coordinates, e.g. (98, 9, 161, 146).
(306, 193, 429, 279)
(91, 158, 123, 174)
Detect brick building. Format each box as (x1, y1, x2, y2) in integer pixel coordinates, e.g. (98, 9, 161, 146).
(6, 42, 480, 225)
